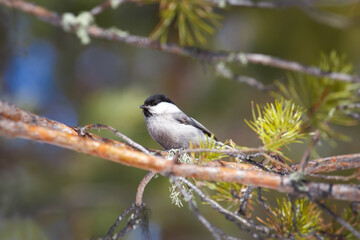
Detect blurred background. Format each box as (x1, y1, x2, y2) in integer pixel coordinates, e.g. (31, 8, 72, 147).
(0, 1, 359, 239)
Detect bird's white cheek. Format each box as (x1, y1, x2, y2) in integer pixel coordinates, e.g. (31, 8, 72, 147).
(151, 102, 181, 114)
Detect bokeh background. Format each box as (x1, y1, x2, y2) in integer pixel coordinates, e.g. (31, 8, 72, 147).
(0, 1, 360, 239)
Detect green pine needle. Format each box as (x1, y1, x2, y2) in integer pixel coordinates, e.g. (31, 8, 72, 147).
(195, 180, 246, 207)
(150, 0, 222, 46)
(275, 51, 360, 143)
(190, 135, 227, 165)
(329, 207, 360, 239)
(245, 98, 306, 154)
(259, 198, 322, 238)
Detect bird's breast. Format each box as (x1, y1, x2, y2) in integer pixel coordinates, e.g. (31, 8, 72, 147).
(145, 116, 207, 150)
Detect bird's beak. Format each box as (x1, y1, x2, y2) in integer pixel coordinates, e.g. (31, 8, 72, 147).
(139, 104, 146, 109)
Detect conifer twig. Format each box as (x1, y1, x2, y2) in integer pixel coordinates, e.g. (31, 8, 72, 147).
(135, 171, 156, 206)
(76, 123, 151, 154)
(207, 0, 358, 8)
(237, 186, 255, 215)
(0, 100, 359, 201)
(114, 204, 147, 240)
(315, 200, 360, 239)
(175, 177, 277, 238)
(208, 0, 359, 28)
(103, 203, 138, 240)
(256, 188, 274, 216)
(299, 130, 321, 172)
(0, 0, 359, 83)
(90, 0, 112, 15)
(174, 180, 222, 240)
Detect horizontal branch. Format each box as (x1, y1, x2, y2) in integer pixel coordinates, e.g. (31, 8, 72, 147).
(0, 0, 359, 83)
(0, 100, 359, 202)
(295, 154, 360, 174)
(209, 0, 360, 29)
(208, 0, 359, 8)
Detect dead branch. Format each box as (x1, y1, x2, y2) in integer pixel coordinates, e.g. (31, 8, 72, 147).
(208, 0, 359, 8)
(0, 100, 359, 202)
(76, 123, 151, 154)
(315, 200, 360, 239)
(174, 180, 222, 240)
(135, 171, 156, 206)
(175, 177, 277, 239)
(0, 0, 359, 83)
(103, 203, 138, 240)
(208, 0, 360, 29)
(237, 185, 255, 216)
(296, 154, 360, 174)
(174, 179, 242, 240)
(299, 130, 321, 172)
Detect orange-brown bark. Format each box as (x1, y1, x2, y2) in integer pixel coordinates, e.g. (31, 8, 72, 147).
(1, 100, 359, 201)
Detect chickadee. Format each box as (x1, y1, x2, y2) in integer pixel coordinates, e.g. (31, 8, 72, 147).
(139, 94, 217, 150)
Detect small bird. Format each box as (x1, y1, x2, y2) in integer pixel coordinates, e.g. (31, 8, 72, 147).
(139, 94, 217, 150)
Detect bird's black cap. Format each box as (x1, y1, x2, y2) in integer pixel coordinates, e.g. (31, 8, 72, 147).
(142, 94, 175, 107)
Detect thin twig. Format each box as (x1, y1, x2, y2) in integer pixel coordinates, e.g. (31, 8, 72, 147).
(115, 204, 146, 240)
(90, 0, 112, 15)
(256, 188, 274, 216)
(176, 177, 278, 238)
(238, 186, 255, 216)
(104, 203, 137, 240)
(136, 171, 156, 206)
(308, 171, 360, 182)
(215, 62, 274, 91)
(209, 0, 360, 28)
(338, 103, 360, 110)
(77, 123, 150, 154)
(299, 130, 321, 172)
(176, 147, 273, 173)
(290, 196, 301, 238)
(262, 154, 294, 173)
(1, 100, 360, 201)
(315, 200, 360, 239)
(208, 0, 359, 8)
(174, 180, 223, 240)
(350, 202, 360, 214)
(298, 153, 360, 174)
(0, 0, 359, 83)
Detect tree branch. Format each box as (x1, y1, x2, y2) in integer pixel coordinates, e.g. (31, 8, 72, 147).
(0, 100, 359, 202)
(175, 177, 277, 239)
(208, 0, 359, 8)
(315, 200, 360, 239)
(174, 180, 222, 240)
(103, 203, 138, 240)
(135, 171, 156, 206)
(299, 130, 321, 172)
(209, 0, 360, 29)
(295, 153, 360, 174)
(0, 0, 359, 83)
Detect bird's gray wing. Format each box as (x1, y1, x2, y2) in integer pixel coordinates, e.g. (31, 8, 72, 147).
(172, 112, 217, 140)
